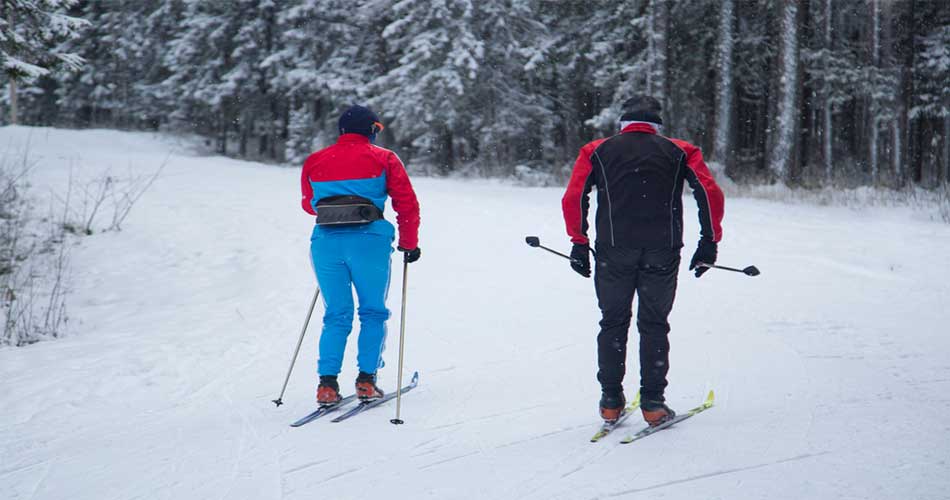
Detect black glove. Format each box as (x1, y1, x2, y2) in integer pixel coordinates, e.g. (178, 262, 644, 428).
(689, 239, 717, 278)
(398, 246, 421, 264)
(570, 243, 592, 278)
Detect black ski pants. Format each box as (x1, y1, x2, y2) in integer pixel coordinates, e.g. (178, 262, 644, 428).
(594, 246, 680, 402)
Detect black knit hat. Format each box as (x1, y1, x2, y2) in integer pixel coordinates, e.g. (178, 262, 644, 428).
(620, 95, 663, 125)
(338, 104, 383, 137)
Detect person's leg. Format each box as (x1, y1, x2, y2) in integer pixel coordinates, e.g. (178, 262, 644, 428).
(594, 246, 641, 396)
(344, 234, 393, 376)
(312, 236, 355, 377)
(635, 248, 681, 403)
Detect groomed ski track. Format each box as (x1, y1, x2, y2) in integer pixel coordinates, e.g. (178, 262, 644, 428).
(1, 127, 948, 500)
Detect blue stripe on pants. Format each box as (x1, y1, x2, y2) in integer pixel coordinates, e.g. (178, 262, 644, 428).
(311, 232, 393, 376)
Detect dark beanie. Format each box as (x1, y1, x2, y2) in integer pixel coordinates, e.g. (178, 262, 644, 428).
(620, 95, 663, 125)
(338, 104, 381, 137)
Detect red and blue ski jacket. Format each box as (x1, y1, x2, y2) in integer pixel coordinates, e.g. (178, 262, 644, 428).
(562, 123, 724, 249)
(301, 134, 420, 249)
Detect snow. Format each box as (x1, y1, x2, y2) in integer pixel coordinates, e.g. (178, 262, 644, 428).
(2, 126, 950, 499)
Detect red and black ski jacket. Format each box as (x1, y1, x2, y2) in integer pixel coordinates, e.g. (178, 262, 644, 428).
(562, 123, 724, 249)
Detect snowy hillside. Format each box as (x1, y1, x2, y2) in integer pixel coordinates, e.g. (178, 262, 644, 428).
(2, 127, 949, 500)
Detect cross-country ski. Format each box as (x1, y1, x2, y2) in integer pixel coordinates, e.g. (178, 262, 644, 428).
(290, 394, 358, 427)
(331, 372, 420, 423)
(620, 390, 716, 444)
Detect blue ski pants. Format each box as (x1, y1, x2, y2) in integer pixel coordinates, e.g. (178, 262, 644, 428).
(311, 232, 393, 376)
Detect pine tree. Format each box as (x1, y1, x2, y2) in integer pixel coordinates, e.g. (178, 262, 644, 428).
(369, 0, 483, 173)
(0, 0, 87, 124)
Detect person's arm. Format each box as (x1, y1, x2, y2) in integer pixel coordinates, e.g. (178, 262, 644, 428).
(675, 140, 724, 242)
(561, 143, 597, 245)
(384, 152, 420, 250)
(300, 157, 317, 216)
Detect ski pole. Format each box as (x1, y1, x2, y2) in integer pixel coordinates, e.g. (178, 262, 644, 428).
(697, 262, 761, 277)
(391, 259, 410, 425)
(272, 288, 320, 407)
(524, 236, 583, 263)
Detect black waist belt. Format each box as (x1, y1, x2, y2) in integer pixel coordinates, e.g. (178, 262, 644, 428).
(315, 195, 383, 226)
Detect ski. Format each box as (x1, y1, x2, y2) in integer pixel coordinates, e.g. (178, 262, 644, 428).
(619, 390, 715, 444)
(290, 394, 359, 427)
(590, 391, 641, 442)
(331, 371, 419, 423)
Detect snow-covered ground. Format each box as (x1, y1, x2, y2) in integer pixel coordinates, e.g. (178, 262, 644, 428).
(2, 127, 949, 500)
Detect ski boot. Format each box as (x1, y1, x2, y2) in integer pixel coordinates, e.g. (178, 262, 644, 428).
(599, 391, 626, 424)
(641, 399, 676, 426)
(355, 372, 384, 401)
(317, 375, 342, 406)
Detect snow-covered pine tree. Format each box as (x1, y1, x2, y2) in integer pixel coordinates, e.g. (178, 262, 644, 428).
(913, 25, 950, 185)
(0, 0, 87, 124)
(163, 1, 241, 154)
(584, 1, 652, 133)
(224, 0, 282, 159)
(54, 0, 159, 128)
(273, 0, 371, 163)
(468, 0, 552, 173)
(369, 0, 482, 173)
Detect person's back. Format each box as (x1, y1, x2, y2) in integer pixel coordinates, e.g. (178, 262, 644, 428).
(561, 95, 724, 426)
(575, 125, 721, 248)
(302, 129, 419, 249)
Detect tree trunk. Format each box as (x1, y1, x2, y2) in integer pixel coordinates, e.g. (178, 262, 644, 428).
(869, 0, 881, 184)
(822, 0, 834, 183)
(713, 0, 735, 168)
(944, 114, 949, 185)
(8, 78, 17, 125)
(768, 0, 799, 183)
(647, 0, 670, 118)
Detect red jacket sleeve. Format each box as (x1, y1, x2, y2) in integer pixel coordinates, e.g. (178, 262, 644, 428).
(300, 155, 317, 216)
(672, 140, 724, 243)
(384, 152, 421, 249)
(561, 142, 599, 245)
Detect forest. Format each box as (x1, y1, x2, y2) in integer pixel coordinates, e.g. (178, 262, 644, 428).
(3, 0, 949, 187)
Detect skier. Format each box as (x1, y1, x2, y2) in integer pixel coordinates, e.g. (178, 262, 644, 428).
(561, 95, 724, 427)
(300, 104, 421, 405)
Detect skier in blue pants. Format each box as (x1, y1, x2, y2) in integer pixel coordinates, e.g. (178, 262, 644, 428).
(300, 105, 421, 404)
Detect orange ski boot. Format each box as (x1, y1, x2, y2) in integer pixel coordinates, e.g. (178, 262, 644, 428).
(599, 392, 626, 424)
(641, 399, 676, 426)
(316, 376, 342, 406)
(355, 372, 384, 401)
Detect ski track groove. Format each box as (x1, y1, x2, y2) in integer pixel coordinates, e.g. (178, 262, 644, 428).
(425, 403, 550, 431)
(599, 452, 831, 499)
(25, 461, 50, 500)
(282, 458, 333, 475)
(493, 423, 591, 450)
(417, 450, 481, 471)
(319, 466, 363, 483)
(409, 437, 441, 450)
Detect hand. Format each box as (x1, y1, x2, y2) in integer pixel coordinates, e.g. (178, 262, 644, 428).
(398, 246, 421, 264)
(570, 244, 591, 278)
(689, 239, 717, 278)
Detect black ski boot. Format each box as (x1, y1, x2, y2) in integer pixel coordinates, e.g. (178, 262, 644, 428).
(641, 399, 676, 426)
(355, 372, 384, 401)
(599, 391, 626, 423)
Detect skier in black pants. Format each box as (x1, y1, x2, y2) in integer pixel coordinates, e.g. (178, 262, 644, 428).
(561, 95, 724, 426)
